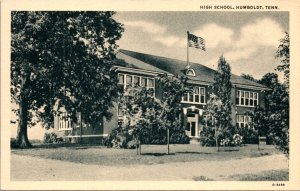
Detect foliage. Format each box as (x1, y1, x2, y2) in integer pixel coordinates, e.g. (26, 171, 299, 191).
(106, 74, 187, 153)
(237, 126, 258, 144)
(200, 126, 217, 146)
(232, 134, 243, 145)
(43, 132, 63, 144)
(104, 125, 135, 149)
(11, 11, 124, 148)
(213, 55, 233, 124)
(275, 32, 289, 89)
(201, 56, 234, 149)
(258, 73, 289, 156)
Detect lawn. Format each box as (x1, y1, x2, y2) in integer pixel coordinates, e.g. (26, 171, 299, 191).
(228, 169, 289, 181)
(11, 144, 282, 166)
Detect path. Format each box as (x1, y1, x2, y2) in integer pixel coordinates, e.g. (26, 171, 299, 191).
(11, 154, 288, 181)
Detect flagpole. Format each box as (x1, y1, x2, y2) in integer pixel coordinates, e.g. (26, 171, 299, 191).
(187, 31, 190, 69)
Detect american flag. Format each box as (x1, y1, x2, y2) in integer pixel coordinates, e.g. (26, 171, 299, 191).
(188, 33, 206, 51)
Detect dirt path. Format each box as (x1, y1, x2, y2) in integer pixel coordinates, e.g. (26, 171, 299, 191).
(11, 154, 288, 181)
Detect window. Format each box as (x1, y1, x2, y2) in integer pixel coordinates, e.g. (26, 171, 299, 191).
(236, 90, 258, 107)
(182, 86, 205, 104)
(118, 73, 155, 94)
(117, 104, 123, 117)
(236, 115, 252, 128)
(186, 69, 196, 76)
(58, 112, 72, 131)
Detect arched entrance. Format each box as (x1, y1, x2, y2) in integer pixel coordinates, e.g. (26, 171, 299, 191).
(183, 107, 203, 138)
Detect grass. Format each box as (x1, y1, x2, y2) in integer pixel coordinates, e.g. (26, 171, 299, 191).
(228, 169, 289, 181)
(193, 176, 214, 181)
(11, 144, 281, 166)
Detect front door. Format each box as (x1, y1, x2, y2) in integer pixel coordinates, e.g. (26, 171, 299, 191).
(186, 113, 199, 137)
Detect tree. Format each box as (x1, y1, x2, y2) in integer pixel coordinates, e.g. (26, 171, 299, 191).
(258, 73, 289, 156)
(157, 74, 187, 154)
(118, 74, 187, 155)
(275, 32, 290, 89)
(11, 12, 124, 148)
(202, 55, 234, 151)
(119, 86, 162, 154)
(204, 93, 224, 151)
(213, 55, 233, 133)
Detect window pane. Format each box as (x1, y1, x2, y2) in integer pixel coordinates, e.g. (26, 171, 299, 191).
(245, 98, 249, 105)
(250, 99, 253, 106)
(126, 75, 132, 85)
(254, 93, 258, 99)
(195, 95, 200, 102)
(250, 92, 253, 98)
(118, 105, 123, 116)
(241, 98, 244, 105)
(194, 87, 200, 94)
(118, 74, 124, 84)
(148, 78, 154, 87)
(245, 92, 249, 98)
(183, 93, 188, 101)
(236, 90, 240, 98)
(245, 116, 249, 122)
(133, 76, 140, 86)
(241, 92, 244, 97)
(201, 95, 205, 103)
(200, 88, 205, 95)
(239, 115, 244, 122)
(236, 98, 240, 105)
(254, 100, 258, 106)
(141, 77, 147, 86)
(189, 94, 194, 102)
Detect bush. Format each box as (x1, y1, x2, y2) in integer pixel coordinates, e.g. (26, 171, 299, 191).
(237, 127, 258, 144)
(105, 125, 189, 148)
(220, 134, 243, 147)
(200, 126, 216, 146)
(170, 129, 190, 144)
(104, 126, 134, 149)
(43, 132, 62, 144)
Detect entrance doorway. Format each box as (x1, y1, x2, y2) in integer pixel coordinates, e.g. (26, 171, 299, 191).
(186, 112, 199, 137)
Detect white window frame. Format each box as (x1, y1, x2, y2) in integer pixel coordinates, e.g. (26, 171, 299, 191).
(236, 90, 259, 107)
(58, 112, 72, 131)
(236, 115, 252, 128)
(181, 86, 206, 104)
(118, 73, 155, 93)
(117, 73, 156, 117)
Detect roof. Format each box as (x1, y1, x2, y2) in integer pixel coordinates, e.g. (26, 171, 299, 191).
(115, 49, 267, 89)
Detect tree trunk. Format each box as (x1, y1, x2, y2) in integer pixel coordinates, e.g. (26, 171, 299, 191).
(167, 128, 170, 155)
(215, 125, 219, 152)
(138, 139, 141, 155)
(16, 98, 32, 148)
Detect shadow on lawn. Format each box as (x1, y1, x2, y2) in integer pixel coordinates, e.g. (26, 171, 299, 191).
(141, 153, 175, 156)
(176, 151, 212, 155)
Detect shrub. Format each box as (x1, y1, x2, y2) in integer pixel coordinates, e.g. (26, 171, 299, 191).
(104, 126, 135, 149)
(200, 126, 216, 146)
(105, 125, 190, 148)
(238, 127, 258, 144)
(170, 129, 190, 144)
(43, 132, 62, 144)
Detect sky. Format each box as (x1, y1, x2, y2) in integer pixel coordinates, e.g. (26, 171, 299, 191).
(11, 11, 289, 140)
(114, 11, 289, 81)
